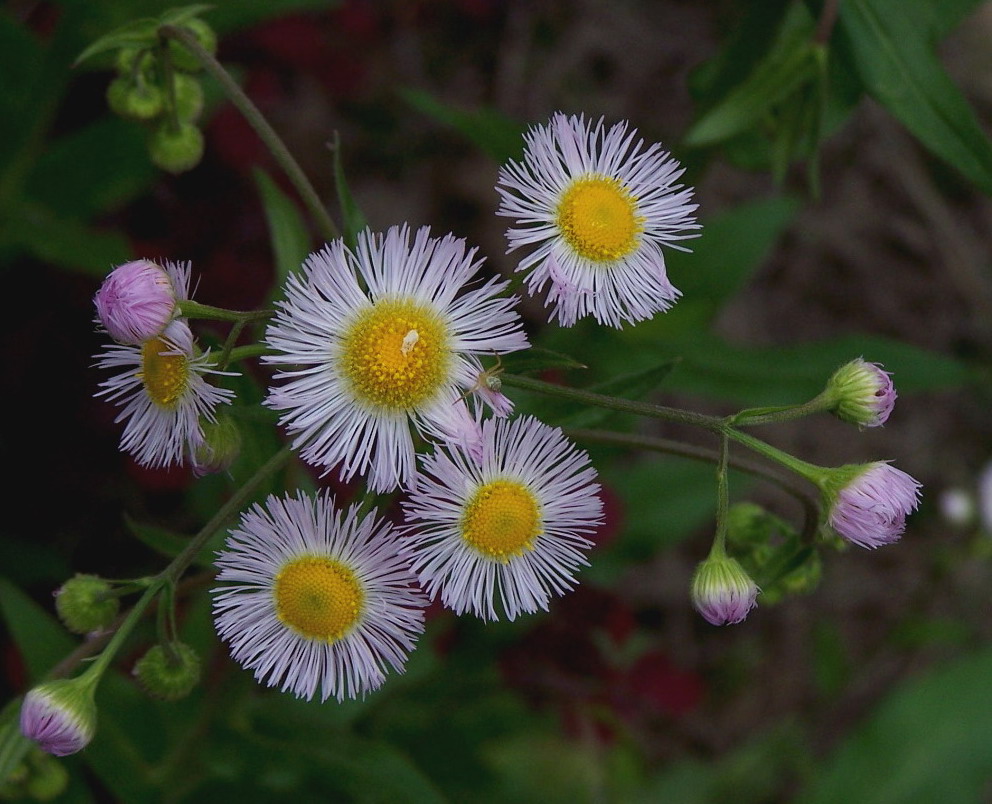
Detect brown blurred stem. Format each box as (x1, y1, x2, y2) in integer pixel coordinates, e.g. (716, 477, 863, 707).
(814, 0, 840, 45)
(159, 24, 340, 242)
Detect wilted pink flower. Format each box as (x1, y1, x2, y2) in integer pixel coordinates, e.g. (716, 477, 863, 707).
(825, 358, 896, 428)
(690, 553, 758, 626)
(829, 462, 922, 548)
(94, 259, 189, 345)
(20, 678, 97, 757)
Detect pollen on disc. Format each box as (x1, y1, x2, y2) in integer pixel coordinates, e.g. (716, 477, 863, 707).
(341, 300, 451, 410)
(556, 176, 644, 262)
(140, 337, 189, 408)
(273, 556, 364, 641)
(460, 480, 543, 562)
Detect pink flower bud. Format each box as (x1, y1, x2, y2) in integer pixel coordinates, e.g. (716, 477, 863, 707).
(825, 358, 896, 428)
(828, 462, 922, 548)
(691, 554, 758, 626)
(20, 678, 97, 757)
(93, 259, 189, 344)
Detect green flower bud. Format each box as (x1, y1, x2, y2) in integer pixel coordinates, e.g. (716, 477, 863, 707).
(134, 643, 200, 701)
(193, 413, 241, 477)
(149, 121, 204, 174)
(106, 76, 164, 121)
(55, 575, 118, 634)
(172, 74, 204, 122)
(115, 47, 145, 76)
(726, 502, 772, 548)
(823, 358, 896, 429)
(691, 553, 759, 626)
(168, 19, 217, 73)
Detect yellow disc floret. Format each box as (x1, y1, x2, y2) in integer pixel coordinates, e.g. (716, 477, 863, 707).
(140, 336, 189, 408)
(273, 556, 364, 642)
(461, 480, 542, 562)
(341, 299, 451, 410)
(556, 175, 643, 262)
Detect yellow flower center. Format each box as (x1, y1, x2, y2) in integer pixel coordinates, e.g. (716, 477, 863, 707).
(460, 480, 542, 562)
(273, 556, 364, 642)
(341, 299, 450, 410)
(140, 336, 189, 408)
(556, 175, 643, 262)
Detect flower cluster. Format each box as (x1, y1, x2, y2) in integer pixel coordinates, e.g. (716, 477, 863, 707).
(21, 107, 926, 762)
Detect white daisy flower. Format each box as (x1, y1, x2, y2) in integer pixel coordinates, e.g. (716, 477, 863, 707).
(95, 319, 235, 467)
(496, 112, 700, 327)
(263, 225, 529, 493)
(213, 491, 427, 702)
(403, 416, 603, 621)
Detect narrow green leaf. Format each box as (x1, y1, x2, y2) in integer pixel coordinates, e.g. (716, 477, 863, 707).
(253, 169, 311, 306)
(839, 0, 992, 194)
(0, 578, 75, 684)
(123, 514, 209, 567)
(74, 18, 160, 67)
(685, 4, 817, 148)
(499, 347, 587, 375)
(158, 4, 216, 26)
(801, 647, 992, 804)
(330, 131, 367, 249)
(399, 87, 525, 162)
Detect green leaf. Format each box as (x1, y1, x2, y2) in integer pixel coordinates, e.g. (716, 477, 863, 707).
(838, 0, 992, 194)
(253, 169, 311, 306)
(158, 4, 215, 26)
(124, 514, 207, 566)
(684, 4, 817, 148)
(330, 131, 368, 250)
(0, 578, 75, 683)
(500, 347, 587, 375)
(74, 18, 160, 67)
(801, 647, 992, 804)
(2, 203, 131, 276)
(399, 87, 525, 162)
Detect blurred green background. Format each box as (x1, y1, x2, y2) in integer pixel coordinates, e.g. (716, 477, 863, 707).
(2, 0, 992, 801)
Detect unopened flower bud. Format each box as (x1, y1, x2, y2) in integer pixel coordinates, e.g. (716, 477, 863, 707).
(149, 121, 204, 174)
(55, 575, 118, 634)
(172, 74, 204, 122)
(20, 677, 98, 757)
(726, 502, 772, 548)
(167, 19, 217, 72)
(192, 413, 241, 477)
(824, 462, 922, 548)
(105, 76, 164, 121)
(691, 553, 759, 626)
(94, 259, 182, 345)
(133, 643, 200, 701)
(824, 358, 896, 428)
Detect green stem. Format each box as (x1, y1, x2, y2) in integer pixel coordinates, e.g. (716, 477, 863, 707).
(82, 583, 160, 682)
(156, 37, 181, 135)
(501, 374, 724, 431)
(729, 391, 832, 427)
(218, 344, 277, 365)
(158, 24, 340, 242)
(726, 428, 823, 484)
(178, 300, 271, 323)
(711, 433, 730, 557)
(567, 428, 821, 544)
(163, 446, 293, 584)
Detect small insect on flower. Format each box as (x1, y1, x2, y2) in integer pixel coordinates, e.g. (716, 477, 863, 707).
(95, 319, 236, 468)
(497, 113, 700, 328)
(403, 416, 603, 621)
(263, 225, 529, 492)
(213, 491, 427, 702)
(460, 354, 513, 418)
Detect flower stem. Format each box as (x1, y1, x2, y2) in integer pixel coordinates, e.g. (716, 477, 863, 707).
(178, 300, 271, 323)
(158, 24, 339, 243)
(729, 391, 832, 427)
(711, 433, 730, 558)
(725, 428, 823, 484)
(500, 373, 724, 431)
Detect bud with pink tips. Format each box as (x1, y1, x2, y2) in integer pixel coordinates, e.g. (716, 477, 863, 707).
(19, 677, 98, 757)
(690, 552, 759, 626)
(825, 462, 922, 548)
(824, 358, 896, 429)
(93, 259, 189, 345)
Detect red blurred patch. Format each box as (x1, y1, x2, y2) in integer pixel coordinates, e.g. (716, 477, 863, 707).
(125, 458, 192, 492)
(616, 650, 704, 718)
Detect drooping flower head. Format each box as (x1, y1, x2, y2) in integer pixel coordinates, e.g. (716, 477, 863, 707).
(825, 462, 922, 548)
(93, 259, 189, 345)
(263, 225, 529, 492)
(496, 112, 700, 327)
(403, 416, 603, 621)
(20, 677, 98, 757)
(95, 319, 236, 468)
(824, 358, 896, 428)
(213, 491, 427, 702)
(690, 553, 759, 626)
